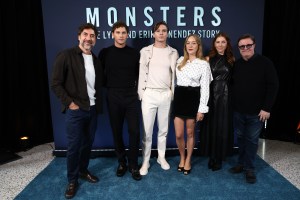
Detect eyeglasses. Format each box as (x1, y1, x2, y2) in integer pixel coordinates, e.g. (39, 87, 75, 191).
(238, 44, 254, 50)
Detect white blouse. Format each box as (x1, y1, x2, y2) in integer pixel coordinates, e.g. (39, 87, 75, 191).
(175, 56, 212, 113)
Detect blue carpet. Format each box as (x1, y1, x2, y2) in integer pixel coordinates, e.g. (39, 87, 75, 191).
(15, 155, 300, 200)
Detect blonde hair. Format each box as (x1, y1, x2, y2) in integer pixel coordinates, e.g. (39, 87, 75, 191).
(178, 34, 204, 70)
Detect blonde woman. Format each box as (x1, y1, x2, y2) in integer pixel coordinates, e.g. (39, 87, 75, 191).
(173, 34, 212, 175)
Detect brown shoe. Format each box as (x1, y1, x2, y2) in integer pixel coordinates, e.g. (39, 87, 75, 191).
(79, 171, 99, 183)
(245, 170, 257, 184)
(229, 165, 244, 174)
(65, 182, 78, 199)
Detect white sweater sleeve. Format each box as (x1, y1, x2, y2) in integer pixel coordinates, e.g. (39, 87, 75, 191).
(198, 61, 213, 113)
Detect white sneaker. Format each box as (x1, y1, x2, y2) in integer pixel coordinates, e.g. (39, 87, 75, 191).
(139, 162, 150, 176)
(157, 157, 170, 170)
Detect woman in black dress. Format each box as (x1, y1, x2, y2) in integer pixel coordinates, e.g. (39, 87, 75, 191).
(200, 32, 235, 171)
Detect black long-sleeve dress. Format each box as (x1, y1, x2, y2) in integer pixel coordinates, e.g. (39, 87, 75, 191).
(199, 54, 233, 163)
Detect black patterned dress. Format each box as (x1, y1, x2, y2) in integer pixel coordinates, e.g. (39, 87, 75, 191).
(199, 54, 234, 164)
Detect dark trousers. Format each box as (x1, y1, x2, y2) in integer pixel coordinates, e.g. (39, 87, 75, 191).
(65, 106, 97, 183)
(233, 111, 263, 171)
(107, 88, 140, 170)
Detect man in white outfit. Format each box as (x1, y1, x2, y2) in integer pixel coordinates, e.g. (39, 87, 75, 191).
(138, 21, 179, 175)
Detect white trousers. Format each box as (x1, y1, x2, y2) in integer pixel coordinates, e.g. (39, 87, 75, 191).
(141, 88, 172, 163)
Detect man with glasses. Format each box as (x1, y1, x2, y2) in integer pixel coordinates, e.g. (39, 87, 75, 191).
(229, 34, 279, 184)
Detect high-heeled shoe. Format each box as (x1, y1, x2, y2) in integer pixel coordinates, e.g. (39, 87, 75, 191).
(177, 166, 184, 172)
(183, 168, 191, 175)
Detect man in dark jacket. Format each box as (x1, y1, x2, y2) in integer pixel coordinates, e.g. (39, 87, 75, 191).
(51, 23, 104, 199)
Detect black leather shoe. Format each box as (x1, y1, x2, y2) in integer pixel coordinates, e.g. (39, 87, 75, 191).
(79, 171, 99, 183)
(65, 182, 78, 199)
(229, 165, 244, 174)
(116, 164, 127, 177)
(245, 170, 256, 184)
(129, 168, 142, 181)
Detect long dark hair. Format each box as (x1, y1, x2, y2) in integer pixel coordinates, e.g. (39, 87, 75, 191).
(208, 32, 235, 66)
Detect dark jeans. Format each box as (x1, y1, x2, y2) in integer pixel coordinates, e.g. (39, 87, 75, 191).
(233, 111, 263, 171)
(65, 106, 97, 183)
(107, 88, 140, 170)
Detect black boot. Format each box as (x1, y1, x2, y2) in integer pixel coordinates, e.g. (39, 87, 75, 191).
(211, 160, 222, 171)
(208, 158, 215, 169)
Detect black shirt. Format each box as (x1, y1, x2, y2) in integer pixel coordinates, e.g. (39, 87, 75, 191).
(232, 54, 279, 114)
(98, 45, 140, 88)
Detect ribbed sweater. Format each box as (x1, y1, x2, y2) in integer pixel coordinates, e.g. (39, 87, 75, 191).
(98, 45, 139, 88)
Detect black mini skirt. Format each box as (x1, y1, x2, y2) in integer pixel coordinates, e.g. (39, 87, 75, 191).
(173, 86, 200, 119)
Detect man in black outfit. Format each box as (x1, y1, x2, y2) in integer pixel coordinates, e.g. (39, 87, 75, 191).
(51, 23, 104, 199)
(98, 21, 141, 181)
(230, 34, 279, 184)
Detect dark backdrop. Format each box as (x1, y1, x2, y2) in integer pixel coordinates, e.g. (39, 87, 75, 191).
(262, 0, 300, 141)
(42, 0, 265, 152)
(0, 0, 53, 150)
(0, 0, 299, 151)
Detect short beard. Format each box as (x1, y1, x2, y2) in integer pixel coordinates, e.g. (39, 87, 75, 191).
(81, 42, 93, 52)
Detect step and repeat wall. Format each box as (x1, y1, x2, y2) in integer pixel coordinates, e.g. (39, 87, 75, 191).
(42, 0, 265, 153)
